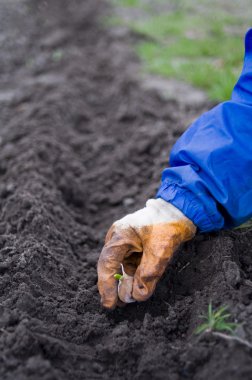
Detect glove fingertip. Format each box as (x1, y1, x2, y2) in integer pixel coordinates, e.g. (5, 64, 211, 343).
(98, 278, 118, 309)
(100, 295, 117, 310)
(132, 279, 152, 302)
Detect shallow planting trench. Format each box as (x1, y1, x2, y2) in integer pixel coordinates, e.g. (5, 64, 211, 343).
(0, 1, 252, 379)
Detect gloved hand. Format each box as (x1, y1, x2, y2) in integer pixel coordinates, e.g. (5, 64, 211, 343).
(97, 198, 196, 309)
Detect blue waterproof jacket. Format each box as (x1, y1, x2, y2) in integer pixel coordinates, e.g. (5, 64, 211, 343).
(156, 29, 252, 232)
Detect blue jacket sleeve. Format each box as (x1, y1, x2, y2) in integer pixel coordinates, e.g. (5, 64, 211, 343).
(156, 29, 252, 232)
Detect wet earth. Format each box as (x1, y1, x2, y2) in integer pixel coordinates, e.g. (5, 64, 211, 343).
(0, 1, 252, 379)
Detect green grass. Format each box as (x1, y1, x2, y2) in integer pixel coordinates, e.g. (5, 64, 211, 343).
(131, 12, 245, 100)
(195, 303, 238, 335)
(136, 34, 242, 99)
(111, 0, 141, 7)
(108, 1, 251, 101)
(234, 219, 252, 230)
(130, 11, 240, 40)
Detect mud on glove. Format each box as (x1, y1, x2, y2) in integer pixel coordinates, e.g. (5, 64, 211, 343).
(97, 199, 196, 309)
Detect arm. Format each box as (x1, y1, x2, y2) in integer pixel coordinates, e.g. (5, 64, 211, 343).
(157, 29, 252, 231)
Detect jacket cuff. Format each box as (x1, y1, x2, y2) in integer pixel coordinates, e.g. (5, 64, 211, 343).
(156, 181, 224, 232)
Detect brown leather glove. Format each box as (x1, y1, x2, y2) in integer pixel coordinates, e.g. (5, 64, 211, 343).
(97, 199, 196, 309)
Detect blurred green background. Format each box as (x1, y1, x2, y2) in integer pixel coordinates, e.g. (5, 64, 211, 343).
(108, 0, 252, 101)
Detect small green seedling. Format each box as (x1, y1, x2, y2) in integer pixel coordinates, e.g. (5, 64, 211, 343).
(114, 273, 124, 281)
(234, 218, 252, 230)
(52, 49, 64, 62)
(195, 302, 238, 335)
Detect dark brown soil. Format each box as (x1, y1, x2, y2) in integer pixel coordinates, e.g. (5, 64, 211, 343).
(0, 1, 252, 379)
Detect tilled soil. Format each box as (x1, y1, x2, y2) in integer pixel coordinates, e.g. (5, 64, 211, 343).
(0, 1, 252, 379)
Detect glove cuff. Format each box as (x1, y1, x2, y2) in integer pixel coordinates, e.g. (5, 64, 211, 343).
(146, 198, 190, 221)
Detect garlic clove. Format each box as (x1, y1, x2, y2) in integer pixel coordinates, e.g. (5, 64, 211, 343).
(117, 264, 135, 303)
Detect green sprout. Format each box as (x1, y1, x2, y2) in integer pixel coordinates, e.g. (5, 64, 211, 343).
(234, 218, 252, 230)
(52, 49, 64, 62)
(194, 302, 252, 349)
(114, 273, 124, 281)
(195, 302, 238, 335)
